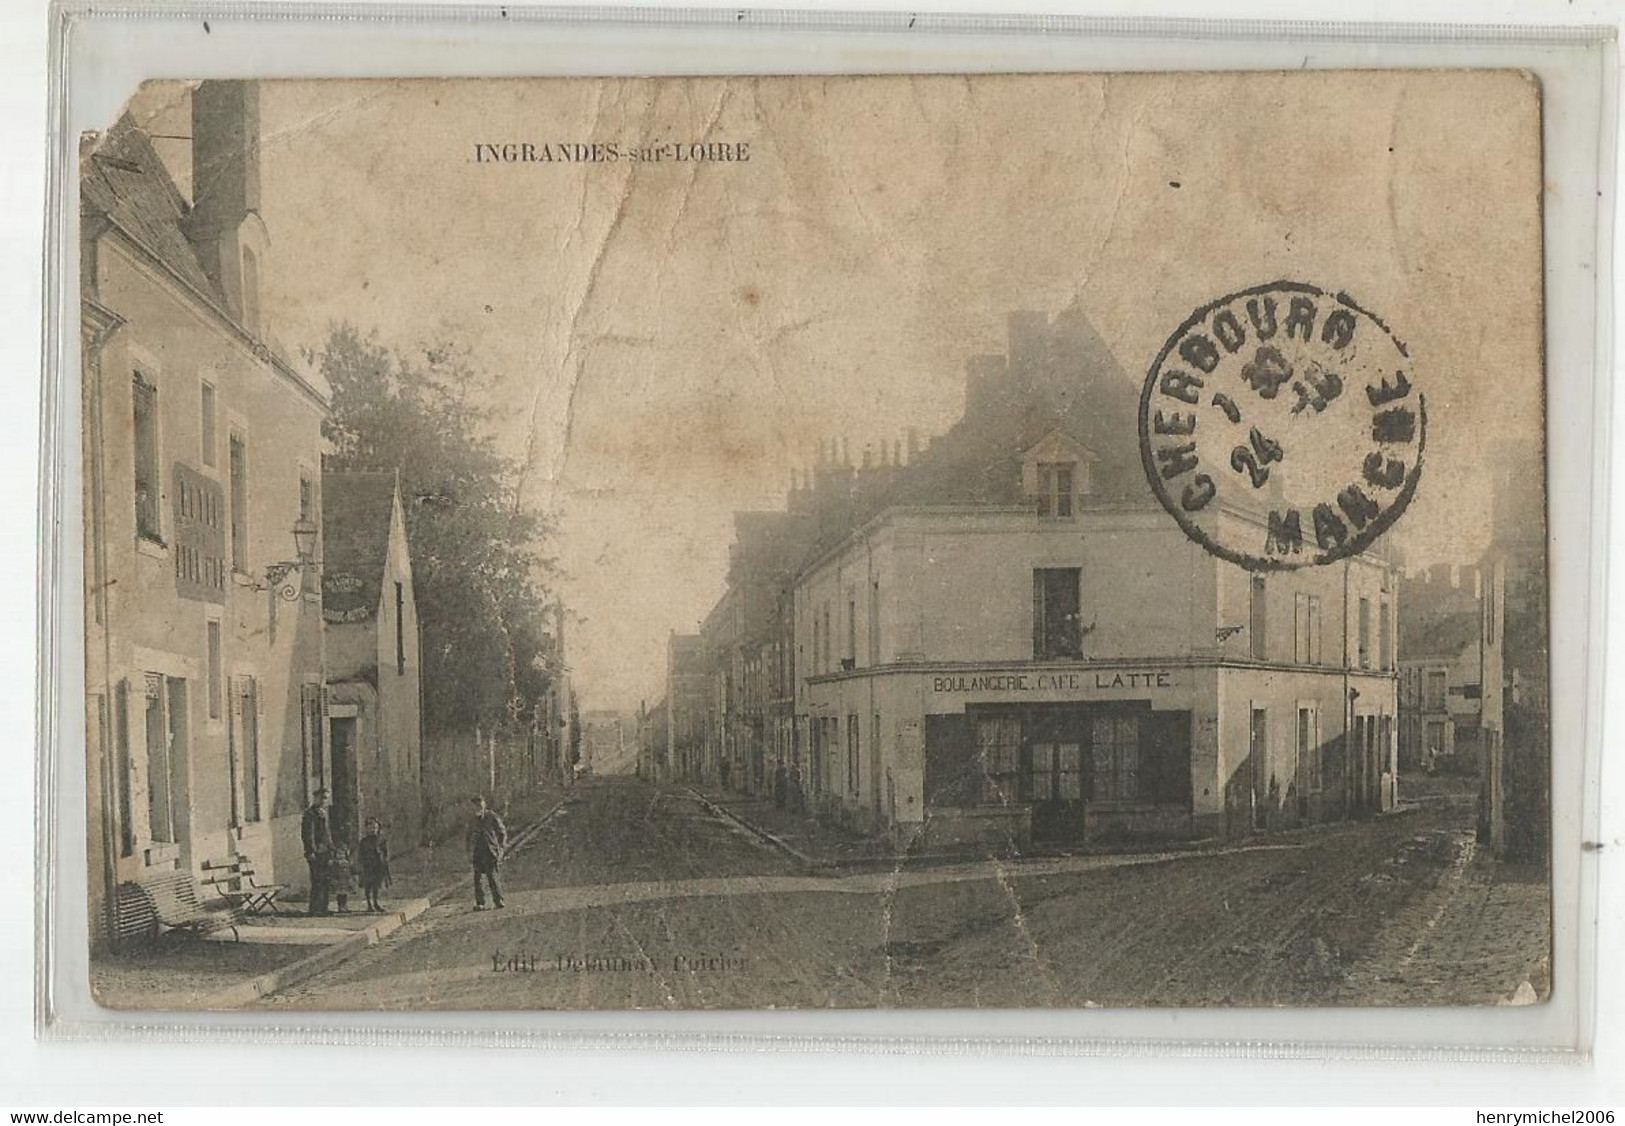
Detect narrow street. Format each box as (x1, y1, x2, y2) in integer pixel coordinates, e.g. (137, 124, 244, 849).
(261, 774, 1547, 1010)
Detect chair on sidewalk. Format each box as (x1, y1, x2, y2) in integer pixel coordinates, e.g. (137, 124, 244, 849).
(201, 853, 288, 916)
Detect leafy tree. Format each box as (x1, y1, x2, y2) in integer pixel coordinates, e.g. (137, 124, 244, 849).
(310, 324, 556, 734)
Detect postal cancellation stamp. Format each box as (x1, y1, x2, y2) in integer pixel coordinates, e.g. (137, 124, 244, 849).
(1139, 281, 1426, 570)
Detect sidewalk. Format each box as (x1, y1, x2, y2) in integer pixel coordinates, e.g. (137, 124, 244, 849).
(89, 783, 569, 1010)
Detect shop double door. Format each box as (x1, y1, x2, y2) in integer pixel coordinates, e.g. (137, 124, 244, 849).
(979, 708, 1088, 843)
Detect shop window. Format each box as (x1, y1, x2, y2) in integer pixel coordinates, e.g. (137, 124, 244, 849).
(1036, 462, 1076, 519)
(132, 374, 162, 543)
(1033, 567, 1083, 659)
(1090, 713, 1140, 802)
(976, 715, 1021, 805)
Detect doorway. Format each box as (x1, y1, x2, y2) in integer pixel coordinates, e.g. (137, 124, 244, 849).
(1027, 710, 1086, 843)
(142, 674, 191, 857)
(328, 716, 359, 847)
(1231, 706, 1265, 835)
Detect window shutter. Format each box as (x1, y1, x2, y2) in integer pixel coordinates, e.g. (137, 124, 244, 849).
(226, 676, 245, 826)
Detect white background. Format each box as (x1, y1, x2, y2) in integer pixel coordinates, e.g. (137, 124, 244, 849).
(5, 0, 1625, 1108)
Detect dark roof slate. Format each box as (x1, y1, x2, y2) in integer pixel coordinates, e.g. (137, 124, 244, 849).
(82, 115, 222, 304)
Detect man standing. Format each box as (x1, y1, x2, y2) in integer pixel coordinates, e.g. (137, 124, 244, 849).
(301, 787, 334, 916)
(468, 795, 508, 911)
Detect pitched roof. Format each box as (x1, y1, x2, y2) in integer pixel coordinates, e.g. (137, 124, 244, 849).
(82, 115, 222, 304)
(321, 469, 401, 623)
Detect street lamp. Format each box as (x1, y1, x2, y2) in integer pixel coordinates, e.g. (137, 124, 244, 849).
(263, 516, 320, 600)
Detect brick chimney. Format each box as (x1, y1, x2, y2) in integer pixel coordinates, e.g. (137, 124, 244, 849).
(186, 81, 266, 333)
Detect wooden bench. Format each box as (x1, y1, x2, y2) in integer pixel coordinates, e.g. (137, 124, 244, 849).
(201, 853, 287, 917)
(141, 869, 243, 942)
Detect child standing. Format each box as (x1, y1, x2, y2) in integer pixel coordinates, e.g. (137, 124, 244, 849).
(330, 841, 356, 914)
(358, 817, 392, 913)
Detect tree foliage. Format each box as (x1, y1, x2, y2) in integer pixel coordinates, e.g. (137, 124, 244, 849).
(312, 324, 557, 734)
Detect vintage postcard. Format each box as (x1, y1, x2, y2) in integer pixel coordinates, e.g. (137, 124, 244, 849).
(79, 71, 1551, 1011)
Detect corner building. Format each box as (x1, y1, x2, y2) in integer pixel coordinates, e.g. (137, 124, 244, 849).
(82, 83, 331, 942)
(791, 306, 1399, 850)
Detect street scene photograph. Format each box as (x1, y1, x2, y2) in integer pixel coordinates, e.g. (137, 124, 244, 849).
(78, 71, 1552, 1011)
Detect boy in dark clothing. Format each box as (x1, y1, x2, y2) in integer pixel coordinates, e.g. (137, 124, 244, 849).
(467, 795, 508, 911)
(358, 817, 391, 913)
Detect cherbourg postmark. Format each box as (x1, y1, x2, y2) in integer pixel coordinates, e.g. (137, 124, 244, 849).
(1138, 281, 1426, 569)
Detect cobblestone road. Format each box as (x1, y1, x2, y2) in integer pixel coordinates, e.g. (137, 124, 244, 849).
(261, 774, 1548, 1010)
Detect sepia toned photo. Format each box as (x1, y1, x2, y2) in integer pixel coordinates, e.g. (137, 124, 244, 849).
(79, 71, 1552, 1012)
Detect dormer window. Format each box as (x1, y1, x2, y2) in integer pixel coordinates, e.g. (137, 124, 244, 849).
(1022, 430, 1095, 519)
(241, 246, 261, 335)
(1037, 462, 1075, 519)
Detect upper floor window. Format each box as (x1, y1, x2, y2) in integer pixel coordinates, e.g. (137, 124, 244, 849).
(200, 381, 217, 468)
(1357, 597, 1372, 668)
(1425, 669, 1447, 711)
(1036, 462, 1075, 519)
(1033, 567, 1083, 659)
(1293, 593, 1323, 664)
(821, 603, 832, 673)
(132, 373, 162, 543)
(299, 472, 314, 524)
(868, 581, 881, 665)
(229, 431, 249, 571)
(1023, 431, 1094, 519)
(1379, 597, 1392, 670)
(1249, 575, 1268, 660)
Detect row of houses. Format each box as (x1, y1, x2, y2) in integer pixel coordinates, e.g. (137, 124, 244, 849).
(80, 82, 571, 949)
(642, 306, 1427, 852)
(1396, 458, 1551, 863)
(641, 304, 1550, 858)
